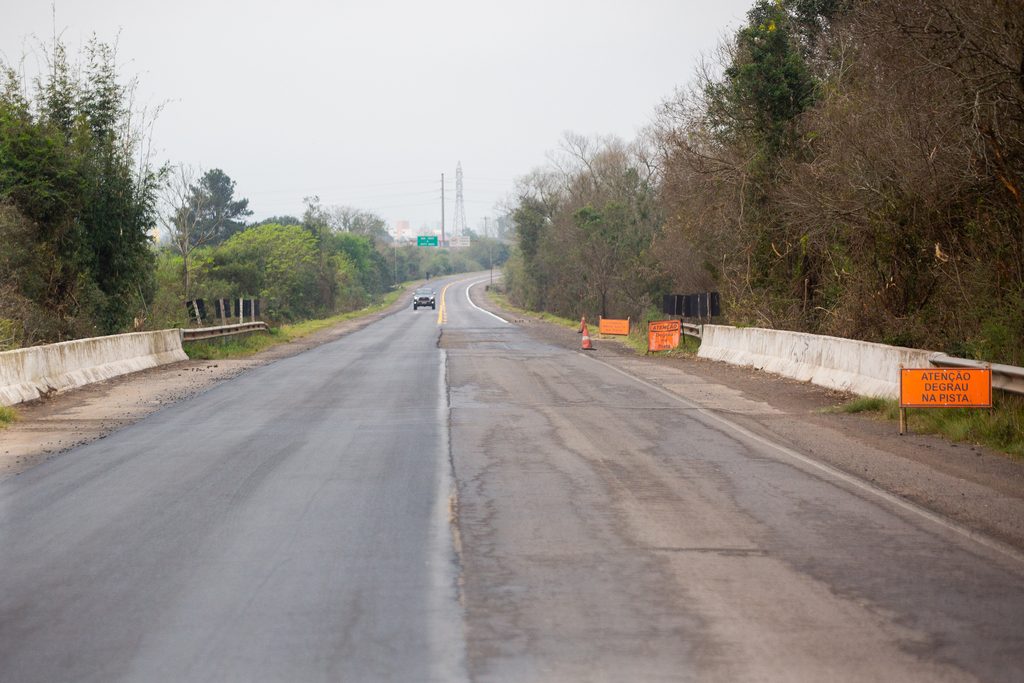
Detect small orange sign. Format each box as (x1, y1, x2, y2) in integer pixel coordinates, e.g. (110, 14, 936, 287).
(648, 320, 681, 352)
(599, 318, 629, 336)
(900, 368, 992, 408)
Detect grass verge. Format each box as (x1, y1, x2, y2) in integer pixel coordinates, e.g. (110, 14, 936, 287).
(184, 287, 408, 360)
(0, 405, 17, 429)
(184, 330, 285, 360)
(837, 396, 899, 419)
(485, 289, 580, 328)
(836, 394, 1024, 458)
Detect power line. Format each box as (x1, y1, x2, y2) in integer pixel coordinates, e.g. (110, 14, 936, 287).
(244, 178, 442, 197)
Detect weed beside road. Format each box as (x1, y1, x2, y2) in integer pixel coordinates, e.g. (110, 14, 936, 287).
(840, 394, 1024, 459)
(0, 406, 17, 429)
(486, 290, 579, 329)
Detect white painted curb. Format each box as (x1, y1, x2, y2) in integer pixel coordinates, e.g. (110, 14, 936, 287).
(0, 330, 188, 406)
(697, 325, 935, 399)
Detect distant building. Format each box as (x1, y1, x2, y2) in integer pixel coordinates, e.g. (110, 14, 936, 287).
(395, 220, 410, 241)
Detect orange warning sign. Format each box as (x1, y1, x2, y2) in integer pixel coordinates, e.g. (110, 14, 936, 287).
(900, 368, 991, 408)
(599, 318, 629, 336)
(648, 320, 681, 352)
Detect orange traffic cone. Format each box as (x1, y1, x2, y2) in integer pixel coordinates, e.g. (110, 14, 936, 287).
(581, 323, 594, 350)
(578, 314, 585, 333)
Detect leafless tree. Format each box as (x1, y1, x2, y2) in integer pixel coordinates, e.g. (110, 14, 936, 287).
(161, 163, 216, 302)
(326, 206, 388, 238)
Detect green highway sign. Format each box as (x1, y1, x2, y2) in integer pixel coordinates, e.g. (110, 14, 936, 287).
(417, 235, 438, 247)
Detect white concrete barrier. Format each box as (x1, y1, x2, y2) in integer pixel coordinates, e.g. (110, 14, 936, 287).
(697, 325, 935, 399)
(0, 330, 188, 406)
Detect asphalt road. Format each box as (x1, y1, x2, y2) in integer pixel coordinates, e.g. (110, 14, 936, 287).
(2, 273, 1024, 682)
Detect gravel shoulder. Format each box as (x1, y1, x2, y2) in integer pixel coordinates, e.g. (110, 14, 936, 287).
(471, 284, 1024, 551)
(0, 287, 417, 481)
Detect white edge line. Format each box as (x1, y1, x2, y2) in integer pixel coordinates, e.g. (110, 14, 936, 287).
(580, 352, 1024, 567)
(465, 277, 510, 325)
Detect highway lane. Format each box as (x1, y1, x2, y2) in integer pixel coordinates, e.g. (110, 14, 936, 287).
(0, 277, 470, 682)
(445, 279, 1024, 681)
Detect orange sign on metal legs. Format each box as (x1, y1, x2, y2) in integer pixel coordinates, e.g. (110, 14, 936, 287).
(599, 318, 630, 336)
(648, 320, 681, 352)
(898, 366, 992, 435)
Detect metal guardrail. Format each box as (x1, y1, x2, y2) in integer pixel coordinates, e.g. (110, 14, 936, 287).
(682, 323, 702, 340)
(929, 354, 1024, 396)
(180, 321, 269, 343)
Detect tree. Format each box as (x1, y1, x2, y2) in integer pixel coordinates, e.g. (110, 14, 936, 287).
(193, 169, 251, 244)
(162, 164, 217, 301)
(513, 197, 550, 268)
(704, 0, 816, 157)
(571, 200, 661, 319)
(254, 215, 301, 227)
(214, 223, 319, 320)
(161, 166, 252, 301)
(649, 0, 1024, 363)
(463, 236, 510, 273)
(504, 133, 664, 320)
(1, 35, 161, 341)
(327, 206, 388, 239)
(302, 195, 329, 242)
(326, 231, 389, 301)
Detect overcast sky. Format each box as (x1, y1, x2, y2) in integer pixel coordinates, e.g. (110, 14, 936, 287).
(3, 0, 754, 236)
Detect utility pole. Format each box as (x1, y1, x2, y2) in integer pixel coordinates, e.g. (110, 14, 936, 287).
(483, 215, 492, 283)
(440, 173, 445, 248)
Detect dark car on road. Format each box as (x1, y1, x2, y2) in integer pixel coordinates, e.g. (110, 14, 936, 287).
(413, 288, 435, 310)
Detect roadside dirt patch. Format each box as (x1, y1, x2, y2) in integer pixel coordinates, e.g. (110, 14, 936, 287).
(0, 289, 414, 481)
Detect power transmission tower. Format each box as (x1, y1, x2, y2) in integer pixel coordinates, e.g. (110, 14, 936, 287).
(452, 161, 467, 237)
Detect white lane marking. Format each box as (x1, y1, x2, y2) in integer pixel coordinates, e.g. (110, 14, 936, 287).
(581, 353, 1024, 567)
(465, 277, 510, 325)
